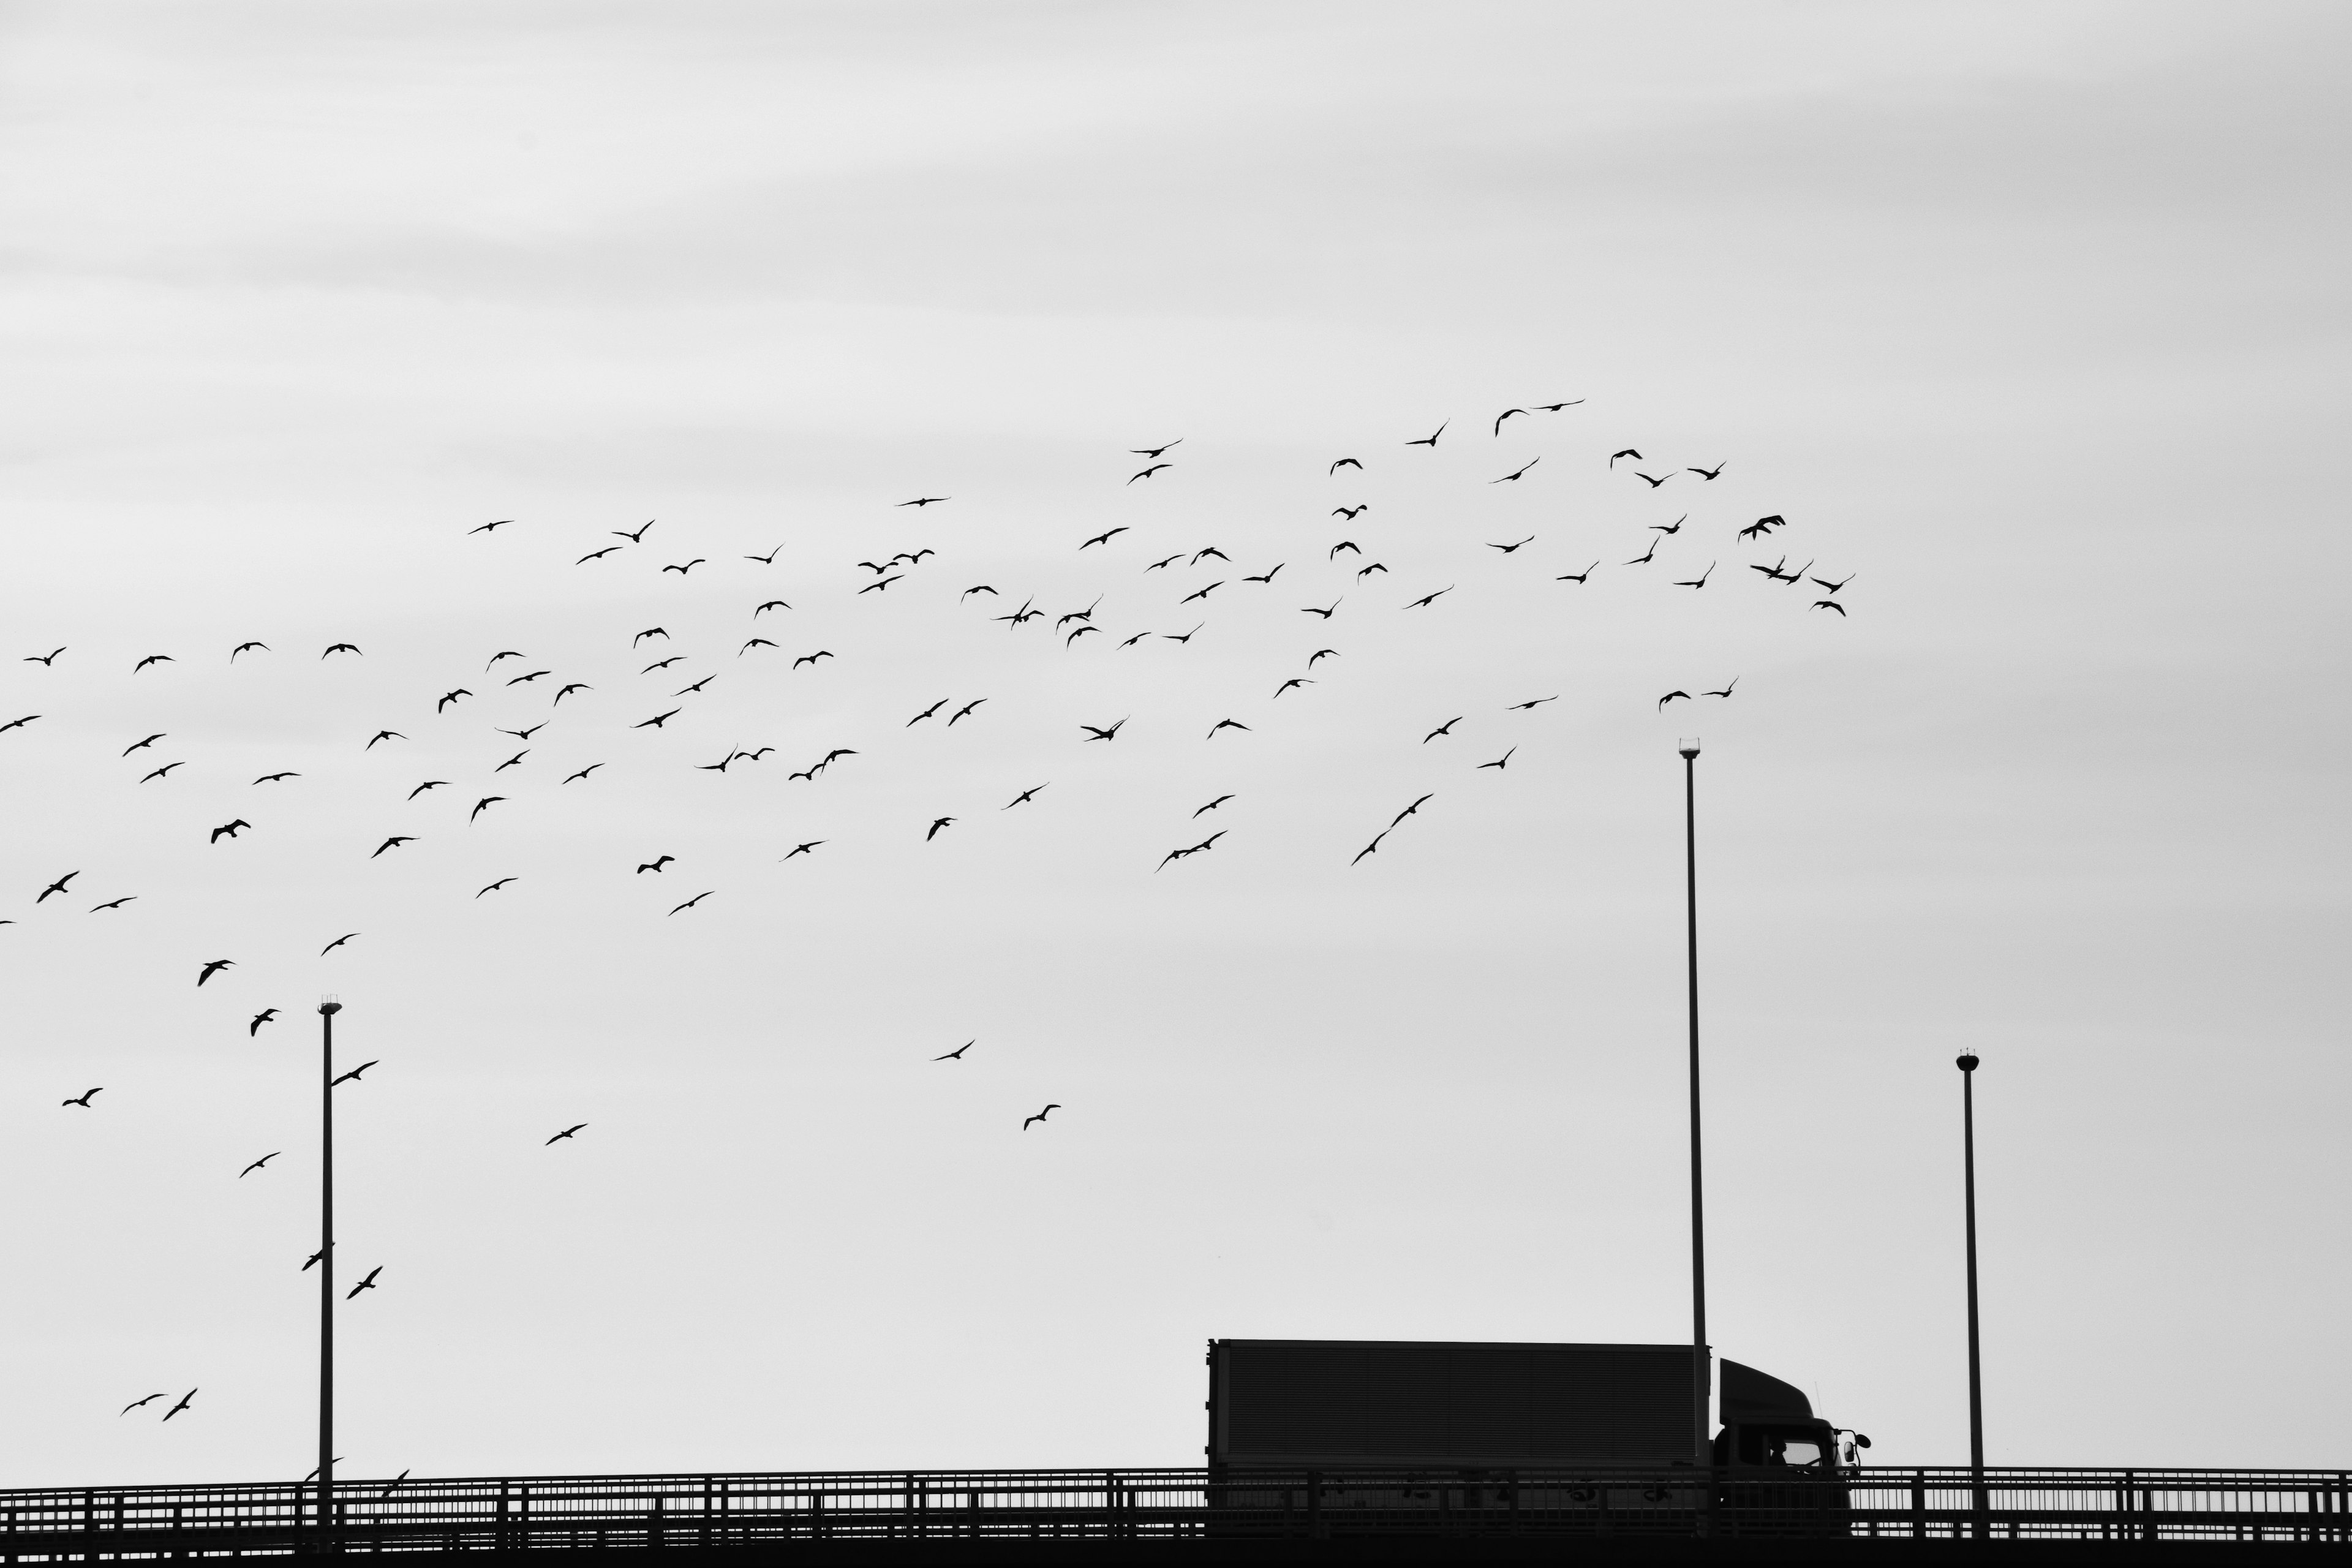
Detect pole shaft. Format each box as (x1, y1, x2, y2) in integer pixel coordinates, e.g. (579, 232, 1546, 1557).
(1963, 1069, 1984, 1485)
(320, 1009, 334, 1544)
(1685, 753, 1708, 1467)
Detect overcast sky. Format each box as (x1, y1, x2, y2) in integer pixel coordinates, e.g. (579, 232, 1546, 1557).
(2, 1, 2347, 1487)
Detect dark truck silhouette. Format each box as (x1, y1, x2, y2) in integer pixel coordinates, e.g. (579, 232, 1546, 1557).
(1206, 1339, 1853, 1535)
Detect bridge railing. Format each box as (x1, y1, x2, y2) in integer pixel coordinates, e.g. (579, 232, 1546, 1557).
(2, 1466, 2348, 1555)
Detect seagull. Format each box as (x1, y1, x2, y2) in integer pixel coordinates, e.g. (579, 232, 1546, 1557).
(1703, 678, 1739, 698)
(1624, 540, 1658, 566)
(948, 698, 987, 724)
(1812, 599, 1848, 616)
(1404, 587, 1453, 609)
(211, 819, 251, 843)
(1687, 462, 1725, 480)
(1157, 830, 1225, 870)
(1536, 399, 1585, 412)
(635, 709, 681, 729)
(250, 1009, 278, 1035)
(660, 559, 706, 575)
(89, 896, 136, 912)
(1, 714, 40, 733)
(477, 878, 516, 897)
(633, 627, 669, 645)
(331, 1060, 378, 1087)
(1132, 439, 1182, 458)
(1022, 1104, 1061, 1130)
(1002, 784, 1047, 809)
(554, 682, 590, 703)
(1351, 831, 1387, 865)
(614, 521, 655, 541)
(162, 1389, 197, 1421)
(1477, 748, 1517, 771)
(1332, 507, 1366, 522)
(1608, 449, 1641, 466)
(365, 730, 404, 749)
(320, 932, 358, 956)
(467, 520, 510, 535)
(25, 647, 65, 665)
(1274, 677, 1313, 696)
(407, 780, 448, 801)
(197, 959, 234, 986)
(562, 764, 603, 783)
(492, 750, 527, 770)
(1659, 691, 1691, 709)
(925, 816, 956, 841)
(791, 652, 833, 669)
(1493, 408, 1526, 435)
(1162, 624, 1204, 643)
(1194, 794, 1234, 816)
(346, 1267, 382, 1300)
(1329, 540, 1361, 558)
(1207, 718, 1251, 739)
(1633, 471, 1673, 488)
(62, 1087, 101, 1107)
(134, 654, 175, 671)
(1306, 649, 1338, 666)
(1329, 458, 1362, 474)
(371, 836, 415, 858)
(122, 733, 165, 756)
(503, 669, 548, 686)
(753, 599, 792, 617)
(1507, 696, 1557, 710)
(935, 1041, 974, 1061)
(637, 856, 674, 874)
(857, 575, 903, 594)
(897, 496, 949, 507)
(1179, 582, 1223, 604)
(1488, 537, 1535, 553)
(1424, 718, 1462, 742)
(239, 1152, 280, 1178)
(1301, 601, 1340, 619)
(1555, 563, 1600, 583)
(1812, 573, 1854, 593)
(1065, 625, 1100, 646)
(1357, 562, 1388, 579)
(1242, 564, 1284, 584)
(500, 723, 546, 740)
(1405, 421, 1447, 447)
(1650, 514, 1686, 535)
(322, 643, 362, 658)
(780, 841, 824, 859)
(140, 762, 184, 782)
(39, 871, 80, 902)
(1390, 793, 1434, 827)
(1080, 719, 1127, 742)
(120, 1393, 167, 1415)
(470, 796, 505, 821)
(668, 891, 714, 914)
(1081, 526, 1129, 549)
(962, 584, 1000, 598)
(546, 1123, 587, 1145)
(1672, 563, 1715, 589)
(254, 771, 300, 783)
(577, 546, 619, 564)
(1489, 458, 1539, 483)
(1145, 554, 1182, 571)
(437, 689, 471, 712)
(1128, 464, 1170, 483)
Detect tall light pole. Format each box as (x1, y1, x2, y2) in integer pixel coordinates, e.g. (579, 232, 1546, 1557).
(1957, 1052, 1986, 1528)
(318, 997, 341, 1551)
(1679, 738, 1708, 1469)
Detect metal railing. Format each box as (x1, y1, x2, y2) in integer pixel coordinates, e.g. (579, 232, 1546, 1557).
(2, 1466, 2348, 1556)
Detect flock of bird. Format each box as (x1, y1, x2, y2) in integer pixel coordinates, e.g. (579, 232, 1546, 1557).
(9, 402, 1853, 1434)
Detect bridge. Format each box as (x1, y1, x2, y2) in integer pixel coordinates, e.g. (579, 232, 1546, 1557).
(4, 1466, 2351, 1562)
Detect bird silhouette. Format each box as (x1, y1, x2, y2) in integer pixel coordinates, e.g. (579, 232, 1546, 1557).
(562, 764, 603, 783)
(935, 1041, 974, 1061)
(1624, 540, 1658, 566)
(1081, 526, 1129, 549)
(371, 836, 415, 858)
(746, 544, 783, 564)
(1672, 563, 1715, 589)
(1066, 625, 1100, 646)
(1132, 439, 1181, 458)
(346, 1268, 382, 1300)
(1608, 448, 1640, 466)
(660, 559, 706, 575)
(753, 599, 791, 616)
(1194, 794, 1234, 816)
(1243, 564, 1284, 584)
(239, 1152, 280, 1178)
(134, 654, 175, 672)
(1207, 719, 1250, 739)
(254, 771, 299, 783)
(1658, 691, 1691, 709)
(1688, 462, 1725, 480)
(122, 733, 165, 755)
(1351, 831, 1387, 865)
(1003, 784, 1047, 809)
(1163, 624, 1204, 643)
(553, 682, 590, 703)
(926, 817, 956, 841)
(365, 731, 404, 749)
(1507, 696, 1558, 710)
(1633, 471, 1672, 488)
(62, 1087, 101, 1107)
(467, 520, 510, 535)
(577, 547, 619, 564)
(25, 647, 65, 665)
(614, 521, 655, 541)
(1404, 587, 1453, 608)
(1490, 458, 1539, 483)
(477, 878, 517, 897)
(1493, 408, 1526, 435)
(1128, 464, 1170, 483)
(963, 583, 1001, 597)
(636, 856, 674, 874)
(162, 1389, 197, 1421)
(1307, 649, 1339, 666)
(1703, 678, 1739, 698)
(897, 496, 949, 507)
(633, 627, 669, 645)
(791, 652, 834, 669)
(503, 669, 548, 686)
(470, 797, 505, 821)
(322, 643, 362, 658)
(1333, 507, 1366, 522)
(546, 1124, 587, 1145)
(1275, 677, 1313, 696)
(331, 1060, 378, 1087)
(1488, 537, 1535, 553)
(1329, 458, 1362, 474)
(120, 1393, 166, 1415)
(1536, 399, 1584, 411)
(1390, 793, 1434, 827)
(1812, 573, 1853, 593)
(1405, 421, 1447, 447)
(780, 841, 824, 859)
(250, 1009, 278, 1036)
(197, 959, 234, 986)
(1, 714, 40, 733)
(211, 820, 251, 843)
(1651, 514, 1686, 535)
(437, 689, 471, 711)
(1812, 599, 1848, 616)
(140, 762, 184, 782)
(1423, 717, 1462, 742)
(857, 575, 903, 594)
(1080, 719, 1127, 742)
(669, 891, 714, 914)
(407, 781, 448, 801)
(1477, 748, 1517, 771)
(635, 709, 681, 729)
(89, 896, 136, 912)
(1555, 562, 1599, 583)
(1179, 582, 1223, 604)
(1022, 1104, 1061, 1130)
(949, 699, 987, 724)
(38, 872, 80, 902)
(492, 748, 530, 774)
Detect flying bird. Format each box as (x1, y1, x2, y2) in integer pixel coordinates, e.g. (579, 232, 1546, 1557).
(791, 651, 834, 669)
(1404, 587, 1453, 609)
(162, 1389, 197, 1421)
(1490, 458, 1539, 483)
(346, 1268, 382, 1300)
(635, 709, 681, 729)
(669, 891, 714, 914)
(254, 771, 300, 783)
(477, 878, 516, 897)
(210, 819, 251, 842)
(1812, 573, 1854, 593)
(1145, 554, 1182, 571)
(371, 836, 415, 858)
(1193, 546, 1227, 563)
(1128, 464, 1170, 483)
(1329, 458, 1362, 474)
(332, 1060, 379, 1087)
(320, 933, 358, 956)
(546, 1124, 587, 1145)
(1356, 562, 1387, 579)
(897, 496, 949, 507)
(926, 816, 956, 841)
(1080, 719, 1128, 742)
(1688, 462, 1725, 480)
(746, 544, 783, 564)
(858, 575, 903, 594)
(437, 689, 471, 711)
(500, 723, 545, 740)
(576, 547, 619, 564)
(25, 647, 65, 665)
(239, 1152, 280, 1178)
(140, 762, 184, 782)
(492, 751, 527, 771)
(62, 1087, 101, 1107)
(407, 780, 447, 800)
(197, 959, 234, 986)
(1002, 784, 1047, 809)
(660, 559, 706, 575)
(1194, 794, 1234, 816)
(1163, 624, 1203, 642)
(1081, 526, 1129, 549)
(1493, 408, 1526, 435)
(948, 699, 986, 724)
(633, 627, 669, 645)
(780, 841, 824, 859)
(365, 731, 404, 749)
(470, 796, 505, 821)
(1425, 717, 1464, 742)
(1478, 748, 1517, 771)
(1556, 563, 1599, 583)
(1022, 1104, 1061, 1130)
(1390, 793, 1434, 827)
(89, 896, 136, 911)
(1243, 564, 1284, 584)
(1488, 537, 1535, 553)
(1132, 439, 1181, 458)
(1405, 421, 1447, 447)
(322, 643, 361, 658)
(1507, 696, 1557, 710)
(935, 1041, 973, 1061)
(1672, 563, 1715, 589)
(1, 714, 39, 733)
(122, 733, 165, 755)
(962, 584, 1000, 597)
(636, 855, 674, 875)
(250, 1009, 278, 1036)
(1624, 540, 1658, 566)
(1608, 449, 1641, 466)
(120, 1393, 166, 1415)
(614, 522, 655, 541)
(1658, 691, 1691, 709)
(1650, 514, 1686, 535)
(562, 764, 603, 784)
(1207, 718, 1250, 738)
(1703, 678, 1739, 698)
(38, 871, 79, 901)
(1536, 399, 1584, 412)
(1812, 599, 1848, 616)
(503, 670, 548, 686)
(1633, 471, 1673, 488)
(1332, 507, 1366, 521)
(468, 520, 510, 534)
(1179, 582, 1223, 604)
(753, 600, 791, 616)
(1351, 831, 1387, 866)
(907, 699, 950, 726)
(1065, 625, 1100, 646)
(134, 654, 175, 671)
(1306, 649, 1338, 666)
(1274, 677, 1313, 696)
(554, 682, 590, 703)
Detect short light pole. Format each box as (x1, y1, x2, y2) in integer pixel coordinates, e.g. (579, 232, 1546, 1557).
(318, 997, 342, 1551)
(1957, 1052, 1986, 1531)
(1679, 739, 1709, 1472)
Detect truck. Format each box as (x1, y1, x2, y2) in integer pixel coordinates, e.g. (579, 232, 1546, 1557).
(1209, 1338, 1842, 1472)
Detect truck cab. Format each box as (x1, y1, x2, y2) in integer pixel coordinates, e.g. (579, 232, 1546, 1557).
(1711, 1359, 1839, 1473)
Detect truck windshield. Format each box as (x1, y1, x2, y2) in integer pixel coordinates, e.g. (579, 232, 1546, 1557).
(1738, 1427, 1828, 1468)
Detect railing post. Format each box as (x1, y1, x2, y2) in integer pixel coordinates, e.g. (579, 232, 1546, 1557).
(647, 1496, 663, 1550)
(1909, 1471, 1924, 1539)
(1307, 1471, 1322, 1541)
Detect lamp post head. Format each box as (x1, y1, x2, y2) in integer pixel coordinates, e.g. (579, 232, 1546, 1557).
(1956, 1052, 1978, 1073)
(1677, 737, 1700, 759)
(318, 996, 342, 1016)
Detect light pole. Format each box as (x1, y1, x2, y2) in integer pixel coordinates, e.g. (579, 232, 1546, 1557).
(1957, 1052, 1986, 1528)
(1679, 738, 1708, 1470)
(318, 997, 341, 1551)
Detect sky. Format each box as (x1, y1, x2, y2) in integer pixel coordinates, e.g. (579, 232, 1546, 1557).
(1, 0, 2347, 1487)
